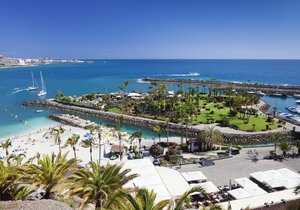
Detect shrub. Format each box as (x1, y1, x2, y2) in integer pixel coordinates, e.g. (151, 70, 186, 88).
(210, 111, 214, 114)
(266, 116, 273, 123)
(228, 110, 238, 117)
(180, 143, 189, 152)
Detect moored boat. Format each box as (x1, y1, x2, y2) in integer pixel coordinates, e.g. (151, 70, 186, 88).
(256, 91, 266, 96)
(27, 71, 39, 91)
(272, 93, 283, 97)
(38, 71, 47, 97)
(294, 94, 300, 99)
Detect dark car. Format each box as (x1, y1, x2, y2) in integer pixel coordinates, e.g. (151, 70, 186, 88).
(199, 158, 215, 167)
(153, 159, 161, 166)
(263, 155, 273, 160)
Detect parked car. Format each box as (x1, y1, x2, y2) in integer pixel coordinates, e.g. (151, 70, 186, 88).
(153, 159, 161, 166)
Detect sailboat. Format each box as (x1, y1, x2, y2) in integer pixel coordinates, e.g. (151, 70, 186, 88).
(37, 71, 47, 96)
(27, 71, 39, 91)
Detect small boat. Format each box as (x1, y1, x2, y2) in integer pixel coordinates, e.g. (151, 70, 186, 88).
(247, 91, 255, 94)
(296, 100, 300, 104)
(14, 87, 21, 91)
(294, 94, 300, 99)
(272, 93, 283, 97)
(256, 91, 266, 96)
(38, 71, 47, 97)
(27, 71, 39, 91)
(36, 110, 44, 113)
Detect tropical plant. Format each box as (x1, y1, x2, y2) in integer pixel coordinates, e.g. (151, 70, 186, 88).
(0, 159, 20, 200)
(65, 134, 80, 158)
(68, 161, 138, 209)
(106, 188, 171, 210)
(107, 117, 124, 160)
(129, 130, 143, 154)
(152, 125, 162, 143)
(201, 204, 223, 210)
(269, 132, 280, 153)
(0, 139, 12, 157)
(173, 186, 206, 210)
(278, 142, 291, 157)
(43, 127, 65, 152)
(203, 126, 224, 150)
(25, 152, 77, 199)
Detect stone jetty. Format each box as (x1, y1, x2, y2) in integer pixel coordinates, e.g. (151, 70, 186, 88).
(143, 78, 300, 96)
(22, 99, 297, 144)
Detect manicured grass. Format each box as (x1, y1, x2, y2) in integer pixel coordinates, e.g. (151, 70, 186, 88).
(229, 116, 281, 131)
(108, 107, 122, 113)
(194, 101, 282, 131)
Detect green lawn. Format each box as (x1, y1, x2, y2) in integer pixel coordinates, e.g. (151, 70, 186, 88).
(194, 101, 282, 131)
(108, 107, 122, 113)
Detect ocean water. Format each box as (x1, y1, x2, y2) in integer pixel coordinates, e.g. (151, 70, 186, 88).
(0, 59, 299, 139)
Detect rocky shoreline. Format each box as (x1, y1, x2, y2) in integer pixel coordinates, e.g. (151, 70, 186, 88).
(22, 99, 298, 144)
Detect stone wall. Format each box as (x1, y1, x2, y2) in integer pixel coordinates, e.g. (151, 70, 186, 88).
(22, 99, 298, 145)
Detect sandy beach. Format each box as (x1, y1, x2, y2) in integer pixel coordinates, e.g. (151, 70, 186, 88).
(0, 123, 184, 165)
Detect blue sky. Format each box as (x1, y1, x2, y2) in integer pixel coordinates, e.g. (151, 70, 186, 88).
(0, 0, 300, 59)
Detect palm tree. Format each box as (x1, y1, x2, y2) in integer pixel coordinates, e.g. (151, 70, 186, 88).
(69, 161, 138, 209)
(269, 132, 279, 153)
(272, 106, 277, 118)
(201, 204, 223, 210)
(106, 188, 171, 210)
(65, 134, 80, 158)
(152, 125, 162, 143)
(0, 139, 12, 157)
(25, 152, 77, 199)
(203, 126, 224, 151)
(82, 136, 94, 162)
(165, 117, 171, 143)
(107, 117, 124, 160)
(0, 158, 20, 200)
(173, 186, 206, 210)
(278, 142, 291, 157)
(43, 127, 65, 152)
(129, 130, 143, 153)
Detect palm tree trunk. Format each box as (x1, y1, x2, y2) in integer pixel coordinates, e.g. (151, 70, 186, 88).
(139, 138, 141, 153)
(5, 148, 8, 156)
(73, 147, 76, 158)
(90, 146, 93, 162)
(95, 200, 101, 210)
(44, 188, 51, 199)
(119, 137, 122, 160)
(98, 132, 102, 165)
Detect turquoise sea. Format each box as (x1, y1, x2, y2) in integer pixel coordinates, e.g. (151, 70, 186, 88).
(0, 59, 299, 139)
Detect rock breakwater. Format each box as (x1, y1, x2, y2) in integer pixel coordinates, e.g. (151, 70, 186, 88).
(22, 99, 297, 144)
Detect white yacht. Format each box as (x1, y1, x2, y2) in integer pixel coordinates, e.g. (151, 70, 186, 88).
(27, 71, 39, 91)
(294, 94, 300, 99)
(38, 71, 47, 97)
(256, 91, 266, 96)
